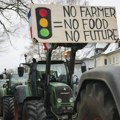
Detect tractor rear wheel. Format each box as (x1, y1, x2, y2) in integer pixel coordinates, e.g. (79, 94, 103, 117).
(0, 98, 3, 116)
(76, 82, 120, 120)
(3, 97, 15, 120)
(22, 100, 47, 120)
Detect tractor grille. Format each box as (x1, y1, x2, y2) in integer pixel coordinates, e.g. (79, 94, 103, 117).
(55, 86, 73, 103)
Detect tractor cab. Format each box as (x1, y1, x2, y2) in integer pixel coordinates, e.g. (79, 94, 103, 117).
(36, 60, 68, 83)
(9, 73, 29, 95)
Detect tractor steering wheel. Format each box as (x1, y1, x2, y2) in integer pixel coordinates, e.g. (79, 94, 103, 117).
(49, 75, 56, 82)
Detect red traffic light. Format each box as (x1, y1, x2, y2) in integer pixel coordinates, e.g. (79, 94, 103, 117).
(39, 8, 48, 17)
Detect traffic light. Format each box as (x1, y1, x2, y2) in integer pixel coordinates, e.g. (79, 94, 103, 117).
(36, 7, 52, 39)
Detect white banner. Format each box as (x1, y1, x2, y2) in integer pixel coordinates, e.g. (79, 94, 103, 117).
(30, 4, 119, 43)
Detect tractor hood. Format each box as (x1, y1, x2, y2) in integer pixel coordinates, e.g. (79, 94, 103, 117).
(48, 82, 74, 115)
(48, 82, 74, 103)
(49, 82, 73, 98)
(49, 82, 69, 88)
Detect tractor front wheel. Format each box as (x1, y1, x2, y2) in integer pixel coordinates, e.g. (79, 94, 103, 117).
(3, 97, 15, 120)
(22, 100, 46, 120)
(76, 82, 120, 120)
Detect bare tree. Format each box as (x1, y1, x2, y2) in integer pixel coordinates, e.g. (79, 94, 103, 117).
(0, 0, 31, 52)
(0, 0, 90, 54)
(0, 0, 30, 35)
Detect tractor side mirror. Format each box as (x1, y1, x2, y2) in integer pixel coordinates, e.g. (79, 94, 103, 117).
(18, 67, 24, 77)
(81, 66, 86, 73)
(0, 74, 3, 79)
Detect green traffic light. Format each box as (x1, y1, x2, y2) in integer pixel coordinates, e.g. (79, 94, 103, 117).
(40, 28, 49, 37)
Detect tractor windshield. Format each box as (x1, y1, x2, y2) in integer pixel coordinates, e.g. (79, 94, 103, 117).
(37, 62, 68, 83)
(0, 79, 9, 87)
(10, 73, 29, 86)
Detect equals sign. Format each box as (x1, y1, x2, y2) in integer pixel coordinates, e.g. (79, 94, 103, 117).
(53, 21, 63, 28)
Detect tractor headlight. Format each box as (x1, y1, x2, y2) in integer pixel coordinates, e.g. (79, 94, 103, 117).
(69, 98, 74, 102)
(57, 98, 62, 103)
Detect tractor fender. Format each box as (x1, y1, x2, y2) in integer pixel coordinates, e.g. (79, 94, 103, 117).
(15, 85, 32, 103)
(0, 88, 7, 98)
(75, 66, 120, 114)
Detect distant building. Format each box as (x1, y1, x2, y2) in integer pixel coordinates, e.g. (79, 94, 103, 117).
(74, 43, 120, 77)
(95, 48, 120, 66)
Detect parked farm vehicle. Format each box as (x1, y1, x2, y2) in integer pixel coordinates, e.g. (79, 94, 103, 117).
(74, 66, 120, 120)
(0, 72, 29, 120)
(0, 73, 14, 120)
(15, 55, 79, 120)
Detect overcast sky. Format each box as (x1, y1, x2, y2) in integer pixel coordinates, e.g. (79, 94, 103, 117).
(0, 0, 120, 73)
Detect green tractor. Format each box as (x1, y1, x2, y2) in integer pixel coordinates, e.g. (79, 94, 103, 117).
(0, 71, 29, 120)
(15, 43, 86, 120)
(16, 61, 74, 120)
(0, 72, 15, 120)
